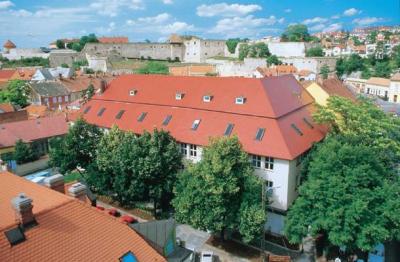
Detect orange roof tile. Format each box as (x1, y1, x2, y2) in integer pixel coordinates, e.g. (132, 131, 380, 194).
(0, 70, 17, 81)
(11, 69, 36, 81)
(366, 77, 390, 87)
(79, 74, 325, 160)
(390, 72, 400, 82)
(0, 103, 15, 113)
(321, 78, 356, 101)
(0, 172, 166, 262)
(98, 36, 129, 44)
(61, 76, 114, 93)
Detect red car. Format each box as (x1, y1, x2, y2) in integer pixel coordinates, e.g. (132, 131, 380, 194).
(121, 215, 138, 224)
(108, 208, 121, 217)
(96, 206, 105, 211)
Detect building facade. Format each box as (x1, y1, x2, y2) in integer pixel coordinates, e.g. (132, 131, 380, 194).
(79, 74, 326, 234)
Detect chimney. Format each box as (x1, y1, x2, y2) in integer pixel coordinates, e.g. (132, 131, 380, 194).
(11, 193, 36, 227)
(99, 79, 107, 94)
(44, 174, 65, 194)
(68, 182, 87, 202)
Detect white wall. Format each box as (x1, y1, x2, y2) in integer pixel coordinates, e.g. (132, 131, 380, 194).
(365, 83, 389, 98)
(207, 58, 266, 77)
(2, 48, 49, 60)
(389, 81, 400, 103)
(267, 42, 306, 58)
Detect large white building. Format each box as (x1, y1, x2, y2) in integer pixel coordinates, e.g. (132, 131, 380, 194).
(79, 74, 326, 235)
(183, 36, 226, 63)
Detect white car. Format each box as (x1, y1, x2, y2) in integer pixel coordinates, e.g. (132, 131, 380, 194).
(200, 251, 214, 262)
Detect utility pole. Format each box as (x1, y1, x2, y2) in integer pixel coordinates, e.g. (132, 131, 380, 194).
(261, 180, 267, 262)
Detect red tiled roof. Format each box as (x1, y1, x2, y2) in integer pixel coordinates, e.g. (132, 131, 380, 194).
(3, 40, 16, 49)
(0, 115, 68, 148)
(321, 78, 357, 101)
(98, 37, 129, 44)
(0, 172, 166, 262)
(80, 74, 325, 160)
(61, 76, 114, 93)
(0, 70, 17, 81)
(0, 103, 15, 113)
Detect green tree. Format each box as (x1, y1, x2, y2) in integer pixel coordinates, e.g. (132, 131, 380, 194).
(49, 118, 103, 174)
(351, 36, 363, 46)
(238, 43, 250, 60)
(0, 80, 30, 107)
(173, 136, 265, 242)
(281, 24, 311, 42)
(137, 61, 169, 75)
(367, 31, 378, 44)
(306, 46, 324, 57)
(285, 96, 400, 252)
(373, 61, 392, 78)
(320, 64, 330, 79)
(13, 140, 38, 164)
(61, 63, 69, 68)
(226, 38, 241, 54)
(266, 55, 282, 66)
(392, 45, 400, 68)
(66, 42, 74, 49)
(56, 39, 65, 49)
(71, 42, 82, 52)
(82, 84, 95, 102)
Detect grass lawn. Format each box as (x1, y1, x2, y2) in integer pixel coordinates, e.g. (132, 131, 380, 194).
(63, 171, 82, 183)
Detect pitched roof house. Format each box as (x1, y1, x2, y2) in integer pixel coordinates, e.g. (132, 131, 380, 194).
(29, 82, 71, 109)
(31, 67, 73, 82)
(78, 74, 326, 235)
(0, 69, 16, 89)
(0, 171, 166, 262)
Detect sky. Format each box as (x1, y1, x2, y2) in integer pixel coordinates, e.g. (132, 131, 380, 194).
(0, 0, 399, 47)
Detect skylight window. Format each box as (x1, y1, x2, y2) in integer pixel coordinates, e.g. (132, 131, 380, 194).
(224, 123, 234, 136)
(175, 92, 184, 100)
(119, 251, 138, 262)
(137, 112, 147, 122)
(303, 118, 314, 129)
(291, 124, 304, 136)
(83, 106, 91, 114)
(235, 96, 245, 104)
(255, 128, 265, 141)
(129, 89, 137, 96)
(203, 95, 212, 102)
(162, 115, 172, 126)
(191, 119, 201, 130)
(115, 110, 125, 119)
(97, 107, 106, 116)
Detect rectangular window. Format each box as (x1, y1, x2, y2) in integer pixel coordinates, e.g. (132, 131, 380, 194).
(83, 106, 91, 114)
(255, 128, 265, 141)
(162, 115, 172, 126)
(58, 96, 62, 103)
(115, 110, 125, 119)
(224, 123, 234, 136)
(44, 98, 49, 103)
(65, 96, 69, 102)
(189, 144, 197, 157)
(97, 107, 106, 116)
(265, 157, 274, 170)
(137, 112, 147, 122)
(251, 155, 261, 168)
(191, 119, 201, 130)
(52, 97, 57, 103)
(266, 180, 274, 188)
(180, 143, 187, 156)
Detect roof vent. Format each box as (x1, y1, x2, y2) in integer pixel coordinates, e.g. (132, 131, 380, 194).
(255, 128, 265, 141)
(129, 89, 137, 96)
(235, 96, 245, 105)
(175, 92, 184, 100)
(44, 174, 65, 194)
(11, 193, 36, 228)
(68, 182, 87, 202)
(291, 124, 304, 136)
(203, 95, 212, 102)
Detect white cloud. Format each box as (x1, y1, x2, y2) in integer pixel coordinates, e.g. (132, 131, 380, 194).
(162, 0, 173, 4)
(353, 17, 383, 26)
(196, 3, 261, 17)
(210, 15, 282, 38)
(126, 13, 195, 36)
(323, 23, 342, 32)
(91, 0, 144, 17)
(302, 17, 328, 25)
(343, 8, 360, 17)
(0, 1, 13, 9)
(97, 21, 116, 34)
(284, 8, 291, 13)
(331, 14, 340, 19)
(309, 24, 325, 32)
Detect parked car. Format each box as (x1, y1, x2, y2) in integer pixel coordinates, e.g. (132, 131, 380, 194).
(96, 206, 105, 211)
(108, 208, 121, 217)
(121, 215, 138, 224)
(200, 251, 214, 262)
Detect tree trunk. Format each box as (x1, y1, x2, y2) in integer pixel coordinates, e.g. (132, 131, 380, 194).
(220, 227, 225, 241)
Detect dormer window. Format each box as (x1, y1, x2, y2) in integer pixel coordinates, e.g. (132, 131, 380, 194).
(203, 95, 212, 102)
(129, 89, 137, 96)
(175, 92, 184, 100)
(235, 96, 245, 104)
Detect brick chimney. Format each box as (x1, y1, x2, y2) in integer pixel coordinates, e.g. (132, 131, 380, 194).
(68, 182, 87, 202)
(44, 174, 65, 194)
(99, 79, 107, 94)
(11, 193, 36, 227)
